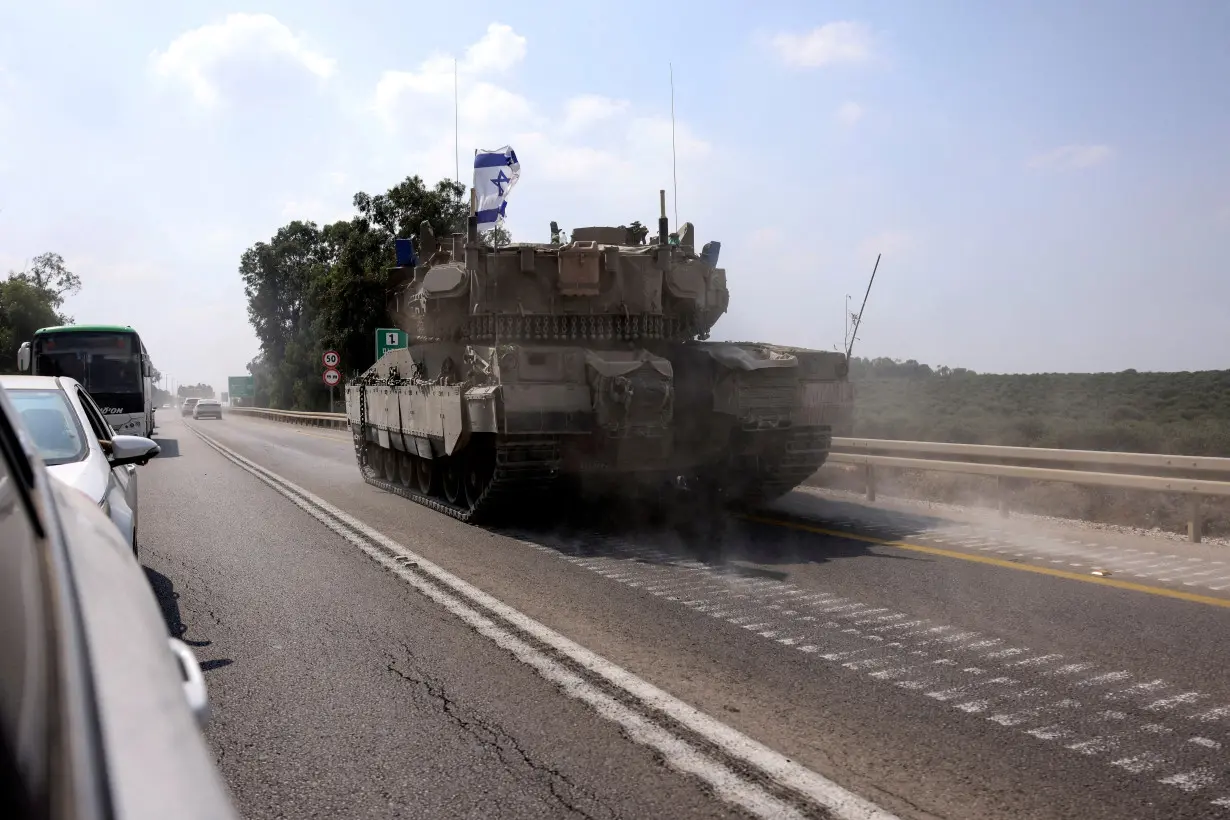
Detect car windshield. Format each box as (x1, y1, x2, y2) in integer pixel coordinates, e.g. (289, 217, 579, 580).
(7, 388, 89, 466)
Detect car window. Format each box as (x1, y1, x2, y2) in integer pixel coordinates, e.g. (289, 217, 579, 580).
(75, 387, 115, 441)
(6, 389, 89, 466)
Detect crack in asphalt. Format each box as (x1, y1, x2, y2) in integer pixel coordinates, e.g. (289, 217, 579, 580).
(383, 644, 622, 820)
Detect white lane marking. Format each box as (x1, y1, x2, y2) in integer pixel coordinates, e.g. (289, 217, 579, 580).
(191, 427, 899, 820)
(1159, 768, 1218, 792)
(522, 536, 1230, 804)
(1112, 752, 1168, 773)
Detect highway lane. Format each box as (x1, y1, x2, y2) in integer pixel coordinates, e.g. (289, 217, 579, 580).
(151, 413, 1230, 818)
(138, 417, 764, 819)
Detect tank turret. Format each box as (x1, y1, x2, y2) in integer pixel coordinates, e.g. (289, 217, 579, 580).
(386, 192, 728, 346)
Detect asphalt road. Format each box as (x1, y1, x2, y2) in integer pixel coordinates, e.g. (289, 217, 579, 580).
(140, 413, 1230, 819)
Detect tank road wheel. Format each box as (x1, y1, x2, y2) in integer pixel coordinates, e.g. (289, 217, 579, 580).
(368, 446, 386, 479)
(382, 448, 399, 483)
(463, 442, 496, 509)
(442, 458, 464, 506)
(397, 452, 416, 488)
(415, 456, 436, 495)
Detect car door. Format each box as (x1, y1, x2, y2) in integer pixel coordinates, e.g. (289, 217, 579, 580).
(0, 385, 113, 820)
(74, 385, 138, 547)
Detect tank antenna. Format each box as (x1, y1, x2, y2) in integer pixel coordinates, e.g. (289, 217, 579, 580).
(846, 253, 881, 360)
(670, 62, 678, 228)
(454, 58, 460, 185)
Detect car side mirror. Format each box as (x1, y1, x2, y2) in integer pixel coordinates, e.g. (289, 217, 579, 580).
(108, 435, 161, 467)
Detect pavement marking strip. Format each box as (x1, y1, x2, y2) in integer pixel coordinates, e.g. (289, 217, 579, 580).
(512, 527, 1230, 807)
(746, 515, 1230, 611)
(189, 426, 899, 820)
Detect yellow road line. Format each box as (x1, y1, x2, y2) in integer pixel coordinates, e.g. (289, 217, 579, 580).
(746, 514, 1230, 611)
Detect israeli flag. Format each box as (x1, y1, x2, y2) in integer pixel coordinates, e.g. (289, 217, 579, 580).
(473, 146, 520, 232)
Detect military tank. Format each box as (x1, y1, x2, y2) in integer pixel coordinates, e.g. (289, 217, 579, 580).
(344, 192, 854, 522)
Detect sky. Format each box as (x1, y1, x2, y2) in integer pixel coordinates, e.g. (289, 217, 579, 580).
(1, 0, 1228, 394)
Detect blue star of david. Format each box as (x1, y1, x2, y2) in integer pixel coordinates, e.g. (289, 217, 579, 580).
(490, 169, 511, 195)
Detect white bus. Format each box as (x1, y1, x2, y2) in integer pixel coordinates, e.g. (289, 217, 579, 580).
(18, 324, 156, 437)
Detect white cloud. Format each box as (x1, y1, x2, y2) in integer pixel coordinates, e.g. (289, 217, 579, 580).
(835, 101, 864, 126)
(771, 22, 874, 69)
(361, 24, 714, 230)
(1028, 144, 1114, 170)
(149, 13, 336, 107)
(562, 94, 630, 133)
(373, 22, 528, 123)
(461, 23, 527, 73)
(626, 117, 711, 161)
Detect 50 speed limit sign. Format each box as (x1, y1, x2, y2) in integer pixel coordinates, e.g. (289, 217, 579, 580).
(323, 367, 341, 387)
(322, 349, 340, 368)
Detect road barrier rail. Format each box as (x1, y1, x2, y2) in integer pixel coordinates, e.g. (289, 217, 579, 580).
(227, 406, 348, 429)
(227, 408, 1230, 542)
(829, 438, 1230, 542)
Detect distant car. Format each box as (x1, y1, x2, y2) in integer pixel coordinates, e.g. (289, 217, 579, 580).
(162, 403, 170, 409)
(181, 397, 200, 416)
(0, 375, 160, 556)
(0, 381, 239, 820)
(193, 399, 222, 420)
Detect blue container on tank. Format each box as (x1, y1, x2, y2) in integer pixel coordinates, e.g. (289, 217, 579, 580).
(394, 237, 418, 267)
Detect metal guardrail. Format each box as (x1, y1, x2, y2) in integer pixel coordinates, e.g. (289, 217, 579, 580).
(225, 410, 1229, 542)
(829, 438, 1230, 543)
(226, 406, 349, 429)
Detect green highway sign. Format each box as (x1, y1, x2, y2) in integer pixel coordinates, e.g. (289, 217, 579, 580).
(376, 327, 408, 361)
(228, 375, 255, 398)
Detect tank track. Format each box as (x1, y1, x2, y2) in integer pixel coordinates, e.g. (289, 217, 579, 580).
(717, 427, 834, 505)
(751, 427, 834, 500)
(352, 383, 560, 523)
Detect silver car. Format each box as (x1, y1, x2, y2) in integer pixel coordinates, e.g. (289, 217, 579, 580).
(193, 398, 222, 420)
(0, 381, 239, 820)
(0, 374, 159, 556)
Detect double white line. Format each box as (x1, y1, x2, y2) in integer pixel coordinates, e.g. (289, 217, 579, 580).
(190, 425, 899, 820)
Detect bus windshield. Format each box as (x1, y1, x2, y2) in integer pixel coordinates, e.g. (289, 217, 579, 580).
(34, 332, 142, 395)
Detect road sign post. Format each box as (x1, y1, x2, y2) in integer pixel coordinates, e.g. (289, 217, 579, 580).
(322, 351, 342, 413)
(323, 367, 341, 412)
(376, 328, 408, 361)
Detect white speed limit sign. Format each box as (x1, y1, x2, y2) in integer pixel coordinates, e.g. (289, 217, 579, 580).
(323, 367, 341, 387)
(322, 349, 340, 368)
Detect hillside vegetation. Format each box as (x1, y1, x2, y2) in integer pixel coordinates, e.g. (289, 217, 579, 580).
(848, 357, 1230, 457)
(813, 357, 1230, 538)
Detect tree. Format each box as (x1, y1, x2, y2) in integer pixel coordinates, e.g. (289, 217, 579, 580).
(13, 252, 82, 321)
(484, 225, 511, 248)
(0, 277, 61, 373)
(239, 175, 467, 410)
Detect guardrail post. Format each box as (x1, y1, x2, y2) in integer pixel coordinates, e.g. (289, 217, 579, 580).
(864, 465, 876, 502)
(997, 476, 1009, 518)
(1188, 496, 1203, 543)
